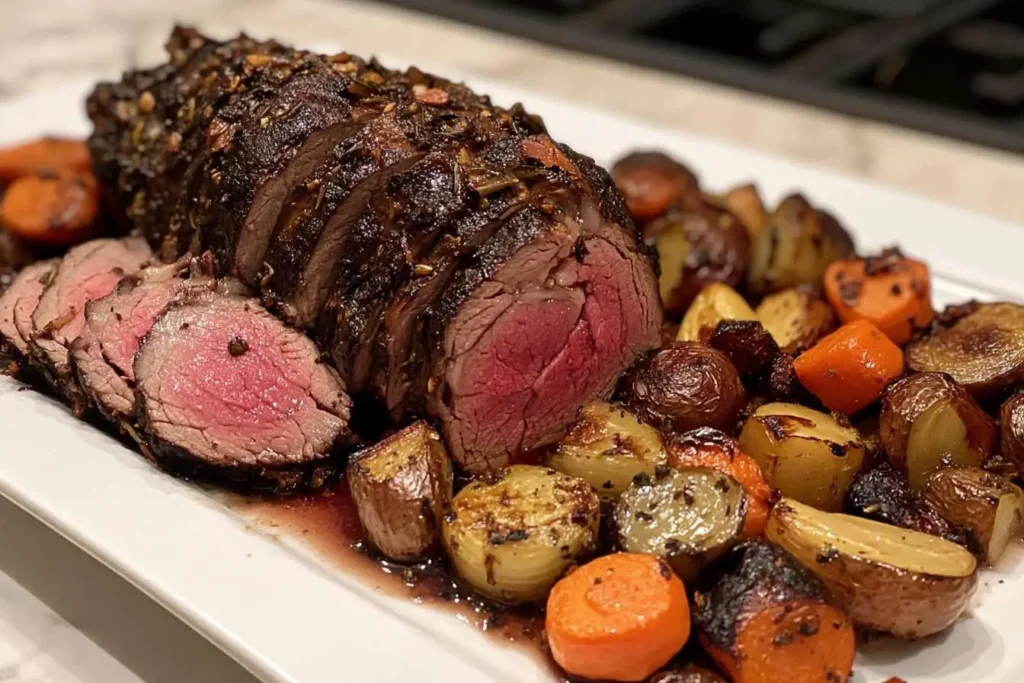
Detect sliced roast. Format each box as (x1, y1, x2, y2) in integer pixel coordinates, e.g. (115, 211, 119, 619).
(28, 237, 152, 409)
(134, 292, 351, 490)
(0, 259, 58, 377)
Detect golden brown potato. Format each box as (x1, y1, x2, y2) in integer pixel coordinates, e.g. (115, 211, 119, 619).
(616, 466, 746, 581)
(647, 202, 751, 317)
(678, 283, 758, 343)
(746, 194, 855, 297)
(720, 183, 767, 240)
(546, 401, 667, 499)
(621, 342, 747, 435)
(346, 421, 454, 562)
(1000, 392, 1024, 477)
(739, 402, 865, 512)
(442, 465, 599, 603)
(922, 467, 1024, 564)
(906, 302, 1024, 400)
(766, 498, 978, 639)
(611, 151, 700, 223)
(755, 288, 836, 354)
(880, 373, 995, 490)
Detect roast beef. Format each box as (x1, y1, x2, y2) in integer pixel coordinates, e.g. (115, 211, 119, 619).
(0, 259, 58, 377)
(87, 28, 662, 471)
(134, 291, 351, 490)
(28, 237, 152, 409)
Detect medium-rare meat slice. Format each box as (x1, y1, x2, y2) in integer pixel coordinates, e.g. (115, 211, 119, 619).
(134, 292, 351, 491)
(0, 260, 58, 377)
(28, 237, 152, 409)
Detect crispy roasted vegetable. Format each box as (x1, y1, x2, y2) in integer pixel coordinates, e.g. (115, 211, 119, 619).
(616, 467, 746, 581)
(746, 193, 855, 296)
(442, 465, 599, 603)
(346, 422, 453, 561)
(720, 183, 767, 240)
(647, 202, 750, 317)
(739, 403, 864, 511)
(611, 151, 700, 223)
(546, 402, 667, 499)
(621, 342, 747, 435)
(678, 283, 758, 343)
(880, 373, 995, 489)
(845, 463, 975, 550)
(755, 288, 835, 354)
(922, 467, 1024, 564)
(1000, 392, 1024, 477)
(706, 319, 780, 383)
(766, 498, 978, 638)
(906, 302, 1024, 400)
(695, 541, 855, 683)
(650, 665, 728, 683)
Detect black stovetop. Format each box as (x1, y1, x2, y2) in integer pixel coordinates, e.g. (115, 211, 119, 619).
(372, 0, 1024, 154)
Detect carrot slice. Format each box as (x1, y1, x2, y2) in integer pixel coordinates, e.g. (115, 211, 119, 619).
(546, 553, 690, 682)
(823, 249, 934, 346)
(666, 428, 775, 538)
(0, 137, 91, 182)
(0, 169, 100, 246)
(793, 319, 904, 415)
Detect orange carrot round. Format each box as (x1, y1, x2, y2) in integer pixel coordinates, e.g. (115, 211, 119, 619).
(823, 251, 933, 346)
(546, 553, 691, 682)
(793, 319, 905, 415)
(0, 137, 91, 182)
(0, 169, 100, 246)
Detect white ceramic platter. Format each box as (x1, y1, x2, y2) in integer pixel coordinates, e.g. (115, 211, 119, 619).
(0, 65, 1022, 683)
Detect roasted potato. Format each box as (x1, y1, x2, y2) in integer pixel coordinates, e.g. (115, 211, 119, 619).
(905, 302, 1024, 401)
(739, 402, 865, 512)
(621, 342, 747, 435)
(346, 421, 453, 561)
(766, 498, 978, 638)
(694, 541, 855, 683)
(880, 373, 996, 489)
(846, 463, 975, 551)
(720, 183, 767, 240)
(616, 466, 746, 581)
(746, 194, 855, 297)
(442, 465, 599, 603)
(1000, 392, 1024, 477)
(647, 202, 751, 317)
(546, 401, 667, 499)
(611, 151, 700, 223)
(678, 283, 758, 343)
(650, 666, 728, 683)
(755, 288, 836, 354)
(922, 467, 1024, 564)
(706, 319, 780, 383)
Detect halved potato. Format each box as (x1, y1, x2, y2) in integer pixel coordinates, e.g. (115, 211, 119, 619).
(880, 373, 995, 489)
(906, 302, 1024, 400)
(766, 498, 978, 638)
(546, 402, 667, 499)
(442, 465, 599, 603)
(616, 466, 746, 581)
(720, 183, 767, 240)
(346, 421, 453, 561)
(923, 467, 1024, 564)
(1000, 392, 1024, 477)
(755, 288, 836, 354)
(738, 402, 864, 512)
(677, 282, 758, 343)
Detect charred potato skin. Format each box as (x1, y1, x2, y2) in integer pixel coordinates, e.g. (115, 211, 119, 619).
(346, 422, 453, 562)
(922, 467, 1024, 563)
(906, 302, 1024, 400)
(1000, 393, 1024, 477)
(678, 283, 758, 343)
(880, 373, 995, 489)
(621, 342, 747, 435)
(611, 151, 701, 224)
(755, 289, 836, 354)
(707, 319, 780, 385)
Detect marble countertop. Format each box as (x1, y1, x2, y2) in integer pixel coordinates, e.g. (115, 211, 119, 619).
(1, 1, 1023, 682)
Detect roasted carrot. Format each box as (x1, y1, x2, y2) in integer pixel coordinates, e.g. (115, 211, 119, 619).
(793, 319, 904, 415)
(546, 553, 690, 682)
(695, 542, 855, 683)
(666, 427, 775, 538)
(0, 169, 100, 246)
(823, 249, 934, 346)
(0, 137, 91, 182)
